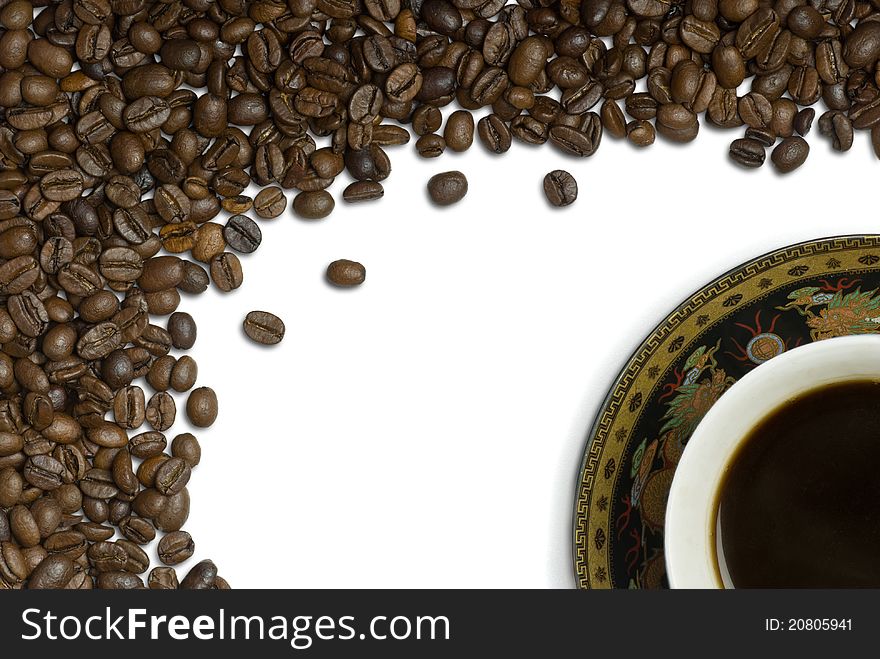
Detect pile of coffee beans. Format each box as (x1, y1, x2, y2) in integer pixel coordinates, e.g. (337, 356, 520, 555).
(0, 0, 875, 590)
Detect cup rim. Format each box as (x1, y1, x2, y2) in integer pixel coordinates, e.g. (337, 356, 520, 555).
(664, 334, 880, 589)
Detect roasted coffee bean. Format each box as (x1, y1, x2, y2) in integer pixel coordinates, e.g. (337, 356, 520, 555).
(129, 432, 167, 460)
(253, 187, 287, 219)
(148, 566, 179, 589)
(243, 311, 286, 345)
(549, 121, 602, 157)
(171, 434, 201, 469)
(444, 110, 475, 152)
(179, 262, 210, 295)
(165, 313, 196, 351)
(119, 516, 156, 545)
(154, 458, 191, 496)
(96, 571, 144, 589)
(224, 216, 262, 254)
(209, 253, 243, 292)
(416, 133, 446, 158)
(342, 181, 384, 202)
(293, 191, 335, 219)
(818, 111, 854, 152)
(427, 171, 468, 206)
(326, 260, 367, 287)
(28, 554, 74, 589)
(186, 387, 218, 428)
(542, 170, 578, 207)
(180, 559, 217, 589)
(729, 138, 766, 168)
(794, 108, 815, 137)
(158, 530, 195, 566)
(477, 114, 512, 154)
(771, 136, 810, 173)
(146, 392, 176, 431)
(113, 386, 145, 430)
(192, 223, 226, 264)
(170, 356, 198, 393)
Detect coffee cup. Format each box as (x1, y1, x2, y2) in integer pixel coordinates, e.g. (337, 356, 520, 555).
(665, 335, 880, 588)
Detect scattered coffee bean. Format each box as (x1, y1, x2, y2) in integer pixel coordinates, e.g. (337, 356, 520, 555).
(729, 138, 766, 169)
(427, 171, 468, 206)
(186, 387, 218, 428)
(818, 111, 854, 152)
(343, 181, 385, 203)
(794, 109, 816, 137)
(327, 260, 367, 288)
(158, 531, 195, 566)
(771, 137, 810, 174)
(243, 311, 286, 346)
(224, 215, 262, 254)
(542, 170, 578, 208)
(293, 191, 335, 220)
(253, 187, 287, 220)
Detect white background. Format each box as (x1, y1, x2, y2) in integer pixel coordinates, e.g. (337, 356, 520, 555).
(169, 115, 877, 588)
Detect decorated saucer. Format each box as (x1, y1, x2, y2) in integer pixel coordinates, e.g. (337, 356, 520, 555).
(573, 235, 880, 589)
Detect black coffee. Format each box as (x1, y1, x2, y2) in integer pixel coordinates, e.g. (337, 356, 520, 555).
(716, 380, 880, 588)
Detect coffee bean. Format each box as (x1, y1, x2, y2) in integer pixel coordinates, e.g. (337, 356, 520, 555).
(444, 110, 475, 152)
(342, 181, 384, 203)
(224, 215, 262, 254)
(477, 114, 512, 154)
(794, 108, 815, 137)
(293, 191, 335, 219)
(186, 387, 218, 428)
(209, 253, 243, 292)
(146, 392, 176, 431)
(148, 566, 179, 589)
(167, 312, 197, 350)
(550, 121, 602, 157)
(180, 559, 217, 589)
(542, 170, 578, 207)
(729, 138, 766, 168)
(158, 530, 195, 565)
(28, 554, 74, 589)
(427, 171, 468, 206)
(326, 259, 366, 287)
(818, 111, 854, 152)
(771, 136, 810, 173)
(171, 433, 201, 468)
(253, 187, 287, 219)
(416, 133, 446, 158)
(243, 311, 285, 345)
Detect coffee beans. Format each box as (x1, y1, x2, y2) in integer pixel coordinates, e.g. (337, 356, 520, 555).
(543, 170, 578, 207)
(0, 0, 866, 593)
(327, 260, 367, 287)
(427, 171, 468, 206)
(244, 311, 286, 346)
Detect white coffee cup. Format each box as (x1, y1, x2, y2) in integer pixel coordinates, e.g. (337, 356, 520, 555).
(664, 334, 880, 588)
